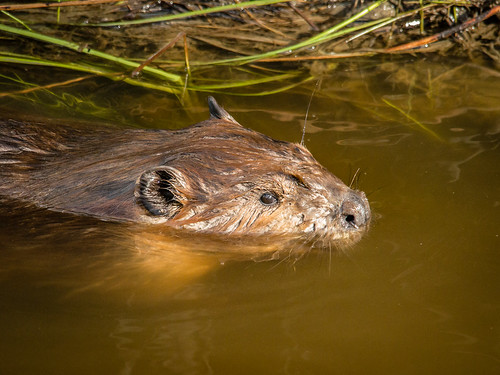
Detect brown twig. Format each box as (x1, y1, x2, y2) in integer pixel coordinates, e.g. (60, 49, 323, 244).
(235, 0, 287, 38)
(131, 32, 186, 77)
(288, 2, 319, 31)
(385, 5, 500, 52)
(0, 0, 119, 11)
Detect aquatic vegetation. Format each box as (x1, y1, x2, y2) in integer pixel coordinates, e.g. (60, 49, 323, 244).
(0, 0, 497, 99)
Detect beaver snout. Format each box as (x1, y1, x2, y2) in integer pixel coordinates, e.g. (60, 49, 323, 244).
(340, 191, 371, 230)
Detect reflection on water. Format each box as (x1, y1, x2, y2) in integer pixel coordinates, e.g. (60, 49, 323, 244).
(0, 202, 313, 302)
(0, 58, 499, 374)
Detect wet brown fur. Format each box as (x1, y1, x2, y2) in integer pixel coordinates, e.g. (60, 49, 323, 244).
(0, 98, 370, 247)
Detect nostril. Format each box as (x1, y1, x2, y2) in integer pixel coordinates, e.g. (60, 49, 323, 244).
(344, 214, 358, 228)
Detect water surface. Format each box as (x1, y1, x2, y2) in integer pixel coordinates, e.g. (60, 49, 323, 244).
(0, 57, 499, 374)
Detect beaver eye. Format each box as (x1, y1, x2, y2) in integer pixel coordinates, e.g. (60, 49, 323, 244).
(260, 192, 278, 206)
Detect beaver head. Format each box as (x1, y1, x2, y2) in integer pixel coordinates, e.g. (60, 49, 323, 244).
(136, 97, 371, 247)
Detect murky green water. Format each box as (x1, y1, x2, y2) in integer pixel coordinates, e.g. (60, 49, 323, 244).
(1, 57, 499, 374)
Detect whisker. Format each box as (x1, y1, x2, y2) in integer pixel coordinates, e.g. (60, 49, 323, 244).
(328, 242, 332, 277)
(349, 168, 361, 189)
(301, 78, 322, 146)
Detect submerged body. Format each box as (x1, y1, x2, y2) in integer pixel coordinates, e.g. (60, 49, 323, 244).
(0, 97, 370, 247)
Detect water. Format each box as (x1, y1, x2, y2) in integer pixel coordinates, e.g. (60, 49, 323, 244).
(0, 57, 499, 374)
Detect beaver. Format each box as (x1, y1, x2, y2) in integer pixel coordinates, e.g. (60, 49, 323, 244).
(0, 97, 370, 247)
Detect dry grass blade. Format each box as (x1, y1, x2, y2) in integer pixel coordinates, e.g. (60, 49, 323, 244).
(0, 0, 120, 11)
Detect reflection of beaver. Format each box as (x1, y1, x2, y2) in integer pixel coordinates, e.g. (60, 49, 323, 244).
(0, 97, 370, 247)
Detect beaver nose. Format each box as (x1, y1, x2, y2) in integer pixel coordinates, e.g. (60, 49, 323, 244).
(340, 191, 371, 230)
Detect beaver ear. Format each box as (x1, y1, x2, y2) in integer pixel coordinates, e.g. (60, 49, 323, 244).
(136, 167, 184, 219)
(207, 96, 239, 124)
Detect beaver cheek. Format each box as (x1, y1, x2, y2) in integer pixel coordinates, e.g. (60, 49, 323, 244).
(305, 206, 336, 234)
(295, 194, 334, 234)
(285, 212, 307, 231)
